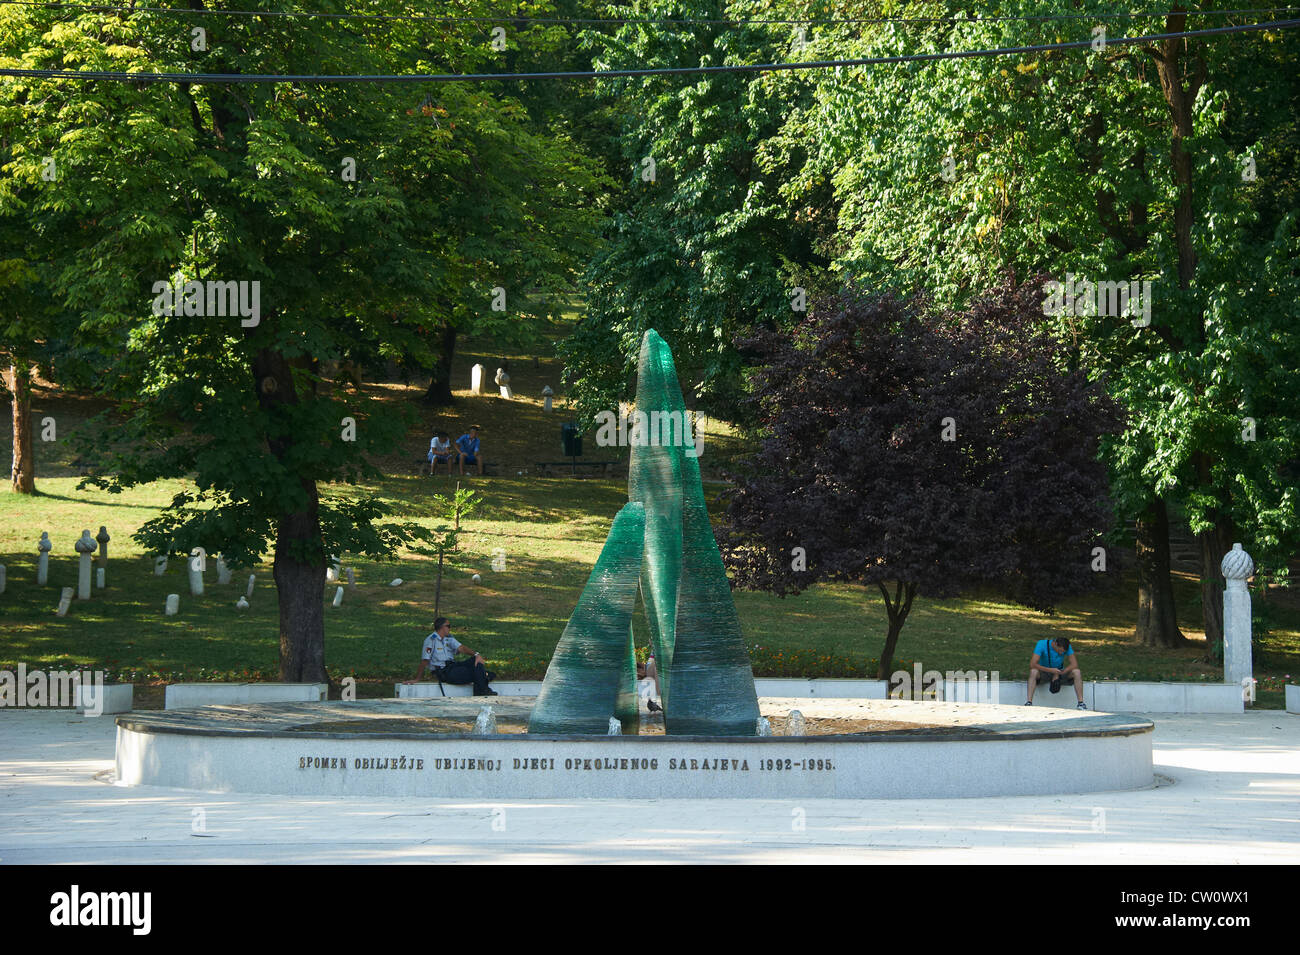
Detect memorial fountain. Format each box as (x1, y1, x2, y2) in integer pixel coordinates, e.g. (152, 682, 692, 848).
(114, 331, 1154, 799)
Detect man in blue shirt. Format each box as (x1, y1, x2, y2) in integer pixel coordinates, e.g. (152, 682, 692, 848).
(456, 425, 485, 476)
(1026, 636, 1086, 709)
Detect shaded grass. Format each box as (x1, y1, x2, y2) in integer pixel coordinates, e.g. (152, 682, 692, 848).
(2, 472, 1298, 709)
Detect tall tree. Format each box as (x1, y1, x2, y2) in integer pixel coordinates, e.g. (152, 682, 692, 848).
(718, 279, 1121, 676)
(767, 1, 1300, 647)
(559, 0, 834, 426)
(1, 1, 606, 679)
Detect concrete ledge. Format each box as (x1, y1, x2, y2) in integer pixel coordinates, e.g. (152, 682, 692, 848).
(1092, 681, 1242, 714)
(753, 679, 889, 698)
(943, 679, 1093, 709)
(165, 683, 328, 709)
(389, 677, 1245, 712)
(1287, 685, 1299, 714)
(396, 681, 541, 698)
(76, 683, 133, 715)
(114, 698, 1153, 799)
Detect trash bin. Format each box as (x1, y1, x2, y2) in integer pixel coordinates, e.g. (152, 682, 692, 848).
(561, 423, 583, 458)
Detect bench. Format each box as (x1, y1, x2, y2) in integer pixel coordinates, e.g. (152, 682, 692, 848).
(76, 683, 134, 715)
(396, 680, 543, 698)
(165, 682, 328, 709)
(534, 461, 616, 478)
(412, 458, 498, 476)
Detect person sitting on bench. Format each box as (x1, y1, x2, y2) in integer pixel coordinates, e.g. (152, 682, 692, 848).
(456, 425, 485, 476)
(409, 616, 497, 696)
(1026, 636, 1085, 709)
(428, 431, 455, 475)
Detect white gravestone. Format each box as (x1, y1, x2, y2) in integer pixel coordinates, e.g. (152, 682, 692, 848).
(37, 532, 51, 586)
(96, 526, 110, 563)
(1221, 543, 1254, 694)
(74, 530, 96, 600)
(542, 385, 554, 413)
(188, 552, 204, 596)
(471, 363, 485, 395)
(56, 586, 74, 617)
(246, 574, 256, 598)
(216, 556, 232, 585)
(154, 555, 168, 575)
(0, 563, 6, 595)
(495, 367, 513, 399)
(327, 556, 340, 582)
(165, 593, 180, 616)
(332, 586, 343, 608)
(345, 567, 355, 587)
(236, 596, 249, 610)
(95, 567, 105, 589)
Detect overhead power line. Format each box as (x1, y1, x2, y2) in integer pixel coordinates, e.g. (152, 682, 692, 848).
(0, 1, 1297, 27)
(1, 17, 1295, 84)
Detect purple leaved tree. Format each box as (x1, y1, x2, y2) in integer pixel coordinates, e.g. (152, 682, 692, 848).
(717, 278, 1122, 677)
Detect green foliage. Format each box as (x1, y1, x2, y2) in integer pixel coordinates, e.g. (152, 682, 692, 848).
(417, 486, 483, 561)
(560, 0, 834, 426)
(764, 0, 1300, 582)
(0, 1, 607, 595)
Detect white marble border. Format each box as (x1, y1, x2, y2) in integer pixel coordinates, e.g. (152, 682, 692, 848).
(116, 724, 1152, 800)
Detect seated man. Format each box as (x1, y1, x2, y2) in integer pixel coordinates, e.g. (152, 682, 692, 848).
(636, 648, 662, 713)
(409, 616, 497, 696)
(456, 425, 485, 476)
(428, 431, 454, 475)
(1026, 636, 1085, 709)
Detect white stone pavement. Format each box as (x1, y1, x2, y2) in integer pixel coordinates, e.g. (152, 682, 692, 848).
(0, 709, 1296, 864)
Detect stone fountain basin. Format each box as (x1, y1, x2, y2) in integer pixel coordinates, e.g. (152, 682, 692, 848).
(115, 697, 1153, 799)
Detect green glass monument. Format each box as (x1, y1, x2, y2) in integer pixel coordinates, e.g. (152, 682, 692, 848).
(529, 330, 761, 736)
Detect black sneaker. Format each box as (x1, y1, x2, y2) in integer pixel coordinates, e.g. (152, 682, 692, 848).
(1024, 700, 1033, 706)
(1077, 701, 1087, 710)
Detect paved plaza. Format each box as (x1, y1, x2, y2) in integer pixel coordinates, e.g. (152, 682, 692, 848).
(1, 709, 1296, 864)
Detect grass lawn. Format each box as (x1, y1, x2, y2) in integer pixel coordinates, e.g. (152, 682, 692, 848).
(3, 334, 1298, 708)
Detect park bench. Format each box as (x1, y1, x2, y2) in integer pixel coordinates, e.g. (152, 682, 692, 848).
(412, 457, 497, 476)
(534, 460, 617, 478)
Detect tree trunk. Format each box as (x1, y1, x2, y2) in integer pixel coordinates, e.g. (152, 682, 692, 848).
(274, 502, 327, 682)
(1136, 497, 1186, 647)
(1152, 10, 1204, 291)
(423, 323, 457, 405)
(5, 361, 35, 494)
(875, 581, 917, 678)
(253, 345, 328, 683)
(877, 619, 904, 680)
(1193, 452, 1234, 650)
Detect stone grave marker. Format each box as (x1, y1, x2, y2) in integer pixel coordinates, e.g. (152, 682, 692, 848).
(37, 532, 51, 585)
(75, 530, 96, 599)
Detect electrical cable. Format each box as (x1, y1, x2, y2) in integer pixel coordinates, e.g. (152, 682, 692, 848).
(0, 0, 1296, 27)
(0, 17, 1294, 84)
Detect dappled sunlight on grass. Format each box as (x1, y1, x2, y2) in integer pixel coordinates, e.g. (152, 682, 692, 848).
(5, 374, 1298, 699)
